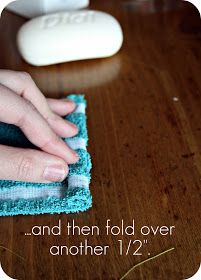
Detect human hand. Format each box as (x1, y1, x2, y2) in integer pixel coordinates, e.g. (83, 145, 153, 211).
(0, 70, 79, 183)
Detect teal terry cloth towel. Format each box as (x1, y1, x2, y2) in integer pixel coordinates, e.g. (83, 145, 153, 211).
(0, 95, 92, 216)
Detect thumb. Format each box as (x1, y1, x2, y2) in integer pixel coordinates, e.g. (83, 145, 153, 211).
(0, 145, 68, 183)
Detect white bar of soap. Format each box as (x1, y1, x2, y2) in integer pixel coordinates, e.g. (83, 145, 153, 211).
(7, 0, 89, 18)
(17, 10, 123, 66)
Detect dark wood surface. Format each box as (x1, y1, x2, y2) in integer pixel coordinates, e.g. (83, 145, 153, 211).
(0, 0, 201, 279)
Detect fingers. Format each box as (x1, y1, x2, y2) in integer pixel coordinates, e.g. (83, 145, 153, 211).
(46, 99, 78, 137)
(47, 98, 76, 116)
(0, 70, 51, 117)
(0, 145, 69, 183)
(0, 70, 77, 138)
(0, 84, 79, 164)
(48, 115, 78, 138)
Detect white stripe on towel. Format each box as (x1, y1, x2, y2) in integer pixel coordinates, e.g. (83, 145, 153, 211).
(74, 103, 86, 114)
(0, 186, 66, 201)
(66, 138, 87, 150)
(0, 175, 89, 201)
(68, 175, 89, 189)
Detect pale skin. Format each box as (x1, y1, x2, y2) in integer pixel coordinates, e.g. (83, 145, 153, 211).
(0, 69, 79, 183)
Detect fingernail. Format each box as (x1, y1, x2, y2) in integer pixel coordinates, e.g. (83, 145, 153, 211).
(64, 99, 76, 108)
(67, 100, 75, 105)
(67, 121, 78, 130)
(43, 165, 67, 182)
(72, 150, 80, 161)
(65, 99, 75, 104)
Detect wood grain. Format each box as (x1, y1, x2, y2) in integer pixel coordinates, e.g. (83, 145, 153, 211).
(0, 1, 200, 279)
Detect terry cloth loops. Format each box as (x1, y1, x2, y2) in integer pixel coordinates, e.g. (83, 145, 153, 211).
(0, 94, 92, 216)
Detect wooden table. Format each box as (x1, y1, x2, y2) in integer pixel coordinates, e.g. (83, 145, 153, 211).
(0, 1, 200, 279)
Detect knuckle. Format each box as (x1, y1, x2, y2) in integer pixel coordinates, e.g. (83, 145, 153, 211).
(16, 71, 34, 88)
(17, 71, 32, 81)
(24, 98, 36, 111)
(16, 155, 34, 180)
(41, 133, 60, 150)
(17, 99, 36, 127)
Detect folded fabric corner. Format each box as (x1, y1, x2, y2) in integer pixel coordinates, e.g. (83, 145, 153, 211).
(0, 94, 92, 216)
